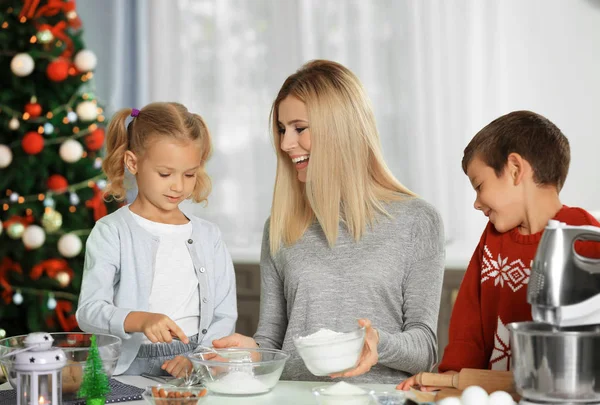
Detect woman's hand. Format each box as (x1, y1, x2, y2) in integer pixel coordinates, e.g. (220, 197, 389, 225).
(161, 355, 193, 378)
(212, 333, 258, 349)
(330, 319, 379, 378)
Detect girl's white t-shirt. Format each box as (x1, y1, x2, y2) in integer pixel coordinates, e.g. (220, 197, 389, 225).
(130, 209, 200, 343)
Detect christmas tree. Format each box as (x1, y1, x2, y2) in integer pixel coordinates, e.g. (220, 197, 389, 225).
(0, 1, 118, 337)
(77, 334, 111, 404)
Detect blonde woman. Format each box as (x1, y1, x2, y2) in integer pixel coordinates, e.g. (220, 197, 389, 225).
(214, 60, 445, 383)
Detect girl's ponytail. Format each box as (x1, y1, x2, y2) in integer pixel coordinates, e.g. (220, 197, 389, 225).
(102, 108, 132, 201)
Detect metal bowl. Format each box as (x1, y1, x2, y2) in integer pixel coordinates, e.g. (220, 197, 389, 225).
(508, 321, 600, 403)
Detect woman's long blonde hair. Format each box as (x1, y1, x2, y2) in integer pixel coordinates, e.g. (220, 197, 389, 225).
(269, 60, 415, 254)
(102, 102, 212, 203)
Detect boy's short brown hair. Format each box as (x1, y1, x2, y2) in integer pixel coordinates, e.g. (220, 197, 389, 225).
(462, 110, 570, 191)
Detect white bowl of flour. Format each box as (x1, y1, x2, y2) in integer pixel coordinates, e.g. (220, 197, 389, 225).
(293, 326, 366, 376)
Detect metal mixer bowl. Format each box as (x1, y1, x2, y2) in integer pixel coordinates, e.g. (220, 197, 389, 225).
(509, 321, 600, 403)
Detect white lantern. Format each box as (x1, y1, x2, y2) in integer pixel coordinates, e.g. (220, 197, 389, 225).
(75, 101, 97, 122)
(58, 233, 82, 258)
(58, 140, 83, 163)
(73, 50, 97, 72)
(10, 53, 35, 77)
(23, 225, 46, 249)
(0, 144, 13, 168)
(12, 332, 66, 405)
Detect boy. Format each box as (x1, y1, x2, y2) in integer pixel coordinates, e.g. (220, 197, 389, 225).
(398, 110, 600, 389)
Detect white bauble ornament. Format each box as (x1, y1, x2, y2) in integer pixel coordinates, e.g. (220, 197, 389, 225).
(58, 233, 82, 258)
(55, 271, 70, 287)
(0, 145, 12, 168)
(59, 139, 84, 163)
(7, 223, 24, 239)
(75, 101, 98, 121)
(47, 296, 57, 310)
(10, 53, 35, 77)
(42, 208, 63, 233)
(9, 117, 20, 130)
(69, 192, 80, 205)
(43, 123, 54, 134)
(12, 291, 24, 305)
(74, 50, 97, 71)
(36, 29, 54, 44)
(22, 225, 46, 249)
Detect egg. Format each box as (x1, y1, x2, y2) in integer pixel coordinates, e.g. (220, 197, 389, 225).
(437, 397, 462, 405)
(461, 385, 489, 405)
(488, 390, 515, 405)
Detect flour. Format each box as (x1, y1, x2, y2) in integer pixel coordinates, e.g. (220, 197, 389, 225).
(296, 328, 345, 342)
(315, 381, 371, 405)
(294, 328, 364, 375)
(206, 370, 270, 395)
(324, 381, 366, 395)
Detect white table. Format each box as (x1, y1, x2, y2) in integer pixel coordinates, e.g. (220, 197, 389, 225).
(1, 375, 401, 404)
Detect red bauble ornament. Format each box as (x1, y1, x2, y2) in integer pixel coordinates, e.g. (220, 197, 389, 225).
(22, 131, 45, 155)
(24, 102, 42, 118)
(85, 128, 105, 151)
(47, 59, 70, 82)
(47, 174, 68, 192)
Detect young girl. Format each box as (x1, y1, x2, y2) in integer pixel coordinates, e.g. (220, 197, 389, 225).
(213, 60, 445, 384)
(76, 102, 237, 377)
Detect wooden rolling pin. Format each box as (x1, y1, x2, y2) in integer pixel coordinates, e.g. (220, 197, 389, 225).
(415, 368, 515, 394)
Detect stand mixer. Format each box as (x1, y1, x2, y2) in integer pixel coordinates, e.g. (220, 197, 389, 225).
(509, 220, 600, 405)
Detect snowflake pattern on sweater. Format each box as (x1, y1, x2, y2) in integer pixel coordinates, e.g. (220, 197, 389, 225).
(480, 245, 532, 370)
(481, 245, 532, 292)
(489, 316, 511, 370)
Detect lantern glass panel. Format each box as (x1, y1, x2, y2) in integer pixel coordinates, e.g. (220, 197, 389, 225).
(37, 374, 52, 404)
(18, 373, 31, 405)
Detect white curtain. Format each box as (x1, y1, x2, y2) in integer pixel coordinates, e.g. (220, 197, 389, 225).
(80, 0, 600, 263)
(136, 0, 497, 262)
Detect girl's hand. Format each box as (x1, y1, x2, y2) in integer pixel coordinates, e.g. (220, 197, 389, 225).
(212, 333, 258, 349)
(142, 313, 188, 343)
(125, 312, 189, 343)
(161, 355, 193, 378)
(330, 319, 379, 378)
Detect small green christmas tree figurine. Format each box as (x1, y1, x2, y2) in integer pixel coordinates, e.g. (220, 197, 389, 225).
(77, 335, 111, 405)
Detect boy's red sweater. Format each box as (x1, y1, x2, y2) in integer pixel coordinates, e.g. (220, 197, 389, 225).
(439, 206, 600, 372)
